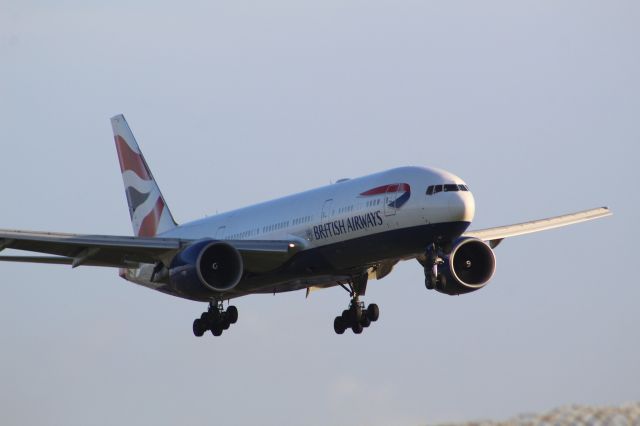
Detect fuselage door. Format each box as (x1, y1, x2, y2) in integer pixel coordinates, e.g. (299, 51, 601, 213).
(321, 199, 334, 223)
(384, 184, 399, 216)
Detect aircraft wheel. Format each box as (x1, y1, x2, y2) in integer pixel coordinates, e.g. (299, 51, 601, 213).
(211, 326, 223, 337)
(367, 304, 379, 322)
(227, 306, 238, 324)
(201, 311, 215, 328)
(352, 323, 363, 334)
(361, 316, 371, 328)
(193, 318, 206, 337)
(425, 272, 436, 290)
(334, 317, 346, 334)
(341, 309, 350, 322)
(222, 318, 231, 330)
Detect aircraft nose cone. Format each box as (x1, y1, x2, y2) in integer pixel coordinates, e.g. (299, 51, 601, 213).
(449, 191, 475, 223)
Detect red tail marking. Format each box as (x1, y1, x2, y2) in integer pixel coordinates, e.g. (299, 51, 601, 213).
(114, 135, 151, 181)
(138, 197, 165, 237)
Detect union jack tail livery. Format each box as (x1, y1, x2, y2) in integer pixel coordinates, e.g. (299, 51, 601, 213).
(111, 114, 177, 237)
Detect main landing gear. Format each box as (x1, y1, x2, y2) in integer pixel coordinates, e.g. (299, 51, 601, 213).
(333, 275, 379, 335)
(192, 301, 238, 337)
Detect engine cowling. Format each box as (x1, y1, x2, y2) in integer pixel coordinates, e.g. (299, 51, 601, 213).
(436, 237, 496, 295)
(169, 240, 244, 296)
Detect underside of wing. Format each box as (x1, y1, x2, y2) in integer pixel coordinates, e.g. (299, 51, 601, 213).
(463, 207, 612, 248)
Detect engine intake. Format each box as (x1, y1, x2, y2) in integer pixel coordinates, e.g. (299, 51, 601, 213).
(169, 240, 244, 296)
(437, 237, 496, 295)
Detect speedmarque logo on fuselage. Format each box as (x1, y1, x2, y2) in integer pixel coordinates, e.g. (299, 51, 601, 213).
(360, 183, 411, 209)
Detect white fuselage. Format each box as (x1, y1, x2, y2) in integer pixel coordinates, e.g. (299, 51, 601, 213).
(162, 166, 474, 245)
(126, 166, 475, 297)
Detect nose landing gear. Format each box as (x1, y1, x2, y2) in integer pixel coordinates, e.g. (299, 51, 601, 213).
(424, 243, 447, 291)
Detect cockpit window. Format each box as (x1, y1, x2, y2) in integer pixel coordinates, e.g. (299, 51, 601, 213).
(427, 183, 469, 195)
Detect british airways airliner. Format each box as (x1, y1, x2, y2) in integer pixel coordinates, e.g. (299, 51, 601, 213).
(0, 115, 611, 337)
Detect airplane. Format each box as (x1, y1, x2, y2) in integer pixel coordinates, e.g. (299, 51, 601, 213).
(0, 115, 612, 337)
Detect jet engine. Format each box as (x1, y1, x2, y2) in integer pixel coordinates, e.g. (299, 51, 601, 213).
(433, 237, 496, 295)
(169, 240, 244, 296)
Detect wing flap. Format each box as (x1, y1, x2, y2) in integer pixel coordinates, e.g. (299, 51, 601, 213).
(463, 207, 611, 245)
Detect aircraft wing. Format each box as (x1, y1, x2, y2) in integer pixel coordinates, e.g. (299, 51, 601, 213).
(463, 207, 612, 248)
(0, 229, 302, 271)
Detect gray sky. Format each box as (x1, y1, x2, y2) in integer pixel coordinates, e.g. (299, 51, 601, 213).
(0, 1, 638, 425)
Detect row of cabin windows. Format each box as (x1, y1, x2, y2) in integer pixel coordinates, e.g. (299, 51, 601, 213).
(263, 221, 289, 233)
(338, 205, 355, 214)
(366, 199, 381, 207)
(229, 228, 260, 240)
(231, 215, 313, 239)
(292, 215, 312, 226)
(426, 184, 470, 195)
(263, 215, 312, 233)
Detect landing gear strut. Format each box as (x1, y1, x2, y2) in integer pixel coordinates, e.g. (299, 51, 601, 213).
(193, 300, 238, 337)
(424, 243, 447, 291)
(333, 275, 379, 335)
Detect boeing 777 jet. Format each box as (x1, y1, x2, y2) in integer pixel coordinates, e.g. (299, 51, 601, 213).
(0, 115, 611, 337)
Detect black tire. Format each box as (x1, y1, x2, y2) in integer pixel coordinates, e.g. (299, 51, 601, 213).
(341, 309, 350, 322)
(222, 318, 231, 330)
(193, 318, 206, 337)
(361, 316, 371, 328)
(227, 306, 238, 324)
(334, 317, 346, 334)
(352, 323, 363, 334)
(201, 311, 217, 328)
(211, 326, 223, 337)
(425, 272, 436, 290)
(367, 303, 380, 322)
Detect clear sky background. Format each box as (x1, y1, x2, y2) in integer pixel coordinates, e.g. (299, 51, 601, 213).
(0, 1, 638, 425)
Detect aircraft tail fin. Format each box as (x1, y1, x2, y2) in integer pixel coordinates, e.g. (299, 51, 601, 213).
(111, 114, 177, 237)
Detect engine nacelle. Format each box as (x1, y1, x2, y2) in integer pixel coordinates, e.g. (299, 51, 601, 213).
(169, 240, 244, 296)
(436, 237, 496, 295)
